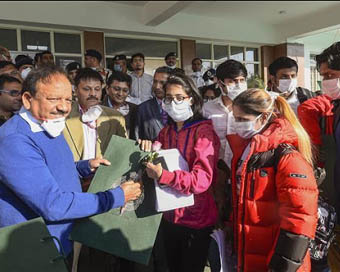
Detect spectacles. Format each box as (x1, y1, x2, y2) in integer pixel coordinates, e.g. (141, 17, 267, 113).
(0, 89, 22, 97)
(163, 95, 190, 105)
(203, 97, 215, 103)
(111, 86, 129, 94)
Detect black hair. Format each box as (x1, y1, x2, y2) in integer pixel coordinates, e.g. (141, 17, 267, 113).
(22, 65, 67, 97)
(316, 41, 340, 71)
(74, 68, 103, 87)
(200, 84, 221, 98)
(107, 71, 132, 88)
(216, 60, 247, 81)
(34, 52, 42, 63)
(41, 50, 53, 57)
(0, 74, 21, 90)
(0, 61, 15, 70)
(131, 53, 145, 62)
(192, 58, 202, 65)
(164, 72, 203, 122)
(154, 66, 173, 75)
(15, 56, 33, 69)
(268, 56, 298, 76)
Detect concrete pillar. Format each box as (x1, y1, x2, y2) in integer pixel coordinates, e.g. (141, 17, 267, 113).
(83, 31, 105, 67)
(180, 39, 196, 75)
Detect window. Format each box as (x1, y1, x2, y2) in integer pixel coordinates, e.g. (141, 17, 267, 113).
(196, 43, 211, 60)
(0, 28, 17, 51)
(55, 56, 82, 69)
(230, 46, 244, 61)
(213, 45, 228, 62)
(21, 30, 50, 51)
(54, 33, 81, 54)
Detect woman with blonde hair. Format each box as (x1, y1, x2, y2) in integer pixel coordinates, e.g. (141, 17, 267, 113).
(227, 88, 318, 272)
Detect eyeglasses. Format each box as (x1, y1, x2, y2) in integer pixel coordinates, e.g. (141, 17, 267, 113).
(203, 97, 215, 103)
(163, 95, 190, 105)
(111, 86, 129, 94)
(0, 89, 22, 97)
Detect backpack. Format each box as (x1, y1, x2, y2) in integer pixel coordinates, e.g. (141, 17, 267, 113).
(247, 143, 337, 261)
(296, 87, 317, 104)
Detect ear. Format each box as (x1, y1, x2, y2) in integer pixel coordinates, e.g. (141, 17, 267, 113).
(22, 91, 32, 110)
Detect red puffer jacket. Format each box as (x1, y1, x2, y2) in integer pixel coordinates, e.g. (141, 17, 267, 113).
(227, 117, 318, 272)
(157, 119, 220, 229)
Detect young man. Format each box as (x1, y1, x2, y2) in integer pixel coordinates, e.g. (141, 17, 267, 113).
(84, 49, 111, 86)
(40, 50, 55, 66)
(190, 57, 205, 88)
(134, 66, 172, 141)
(0, 74, 22, 126)
(269, 56, 316, 114)
(65, 61, 81, 98)
(15, 56, 34, 80)
(103, 71, 137, 139)
(129, 53, 153, 105)
(111, 54, 128, 74)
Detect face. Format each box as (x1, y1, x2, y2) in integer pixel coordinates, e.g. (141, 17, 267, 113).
(319, 62, 340, 80)
(131, 56, 144, 71)
(114, 60, 127, 73)
(165, 84, 192, 106)
(232, 104, 269, 130)
(19, 64, 33, 73)
(75, 79, 102, 110)
(0, 65, 22, 82)
(84, 56, 93, 68)
(0, 81, 22, 113)
(22, 74, 72, 121)
(41, 53, 54, 65)
(272, 67, 297, 89)
(203, 89, 216, 102)
(152, 72, 169, 100)
(166, 56, 177, 67)
(107, 80, 129, 105)
(219, 75, 246, 94)
(68, 70, 78, 85)
(192, 59, 202, 72)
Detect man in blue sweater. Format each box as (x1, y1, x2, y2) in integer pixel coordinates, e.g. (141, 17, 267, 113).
(0, 65, 141, 259)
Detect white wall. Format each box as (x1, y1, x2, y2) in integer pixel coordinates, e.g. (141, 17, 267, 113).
(303, 47, 311, 90)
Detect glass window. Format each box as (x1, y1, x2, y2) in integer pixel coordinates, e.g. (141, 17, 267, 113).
(246, 63, 259, 78)
(230, 46, 244, 61)
(202, 61, 213, 71)
(246, 48, 258, 62)
(55, 56, 82, 70)
(0, 29, 17, 51)
(54, 33, 81, 54)
(105, 37, 177, 58)
(21, 30, 50, 51)
(214, 45, 228, 62)
(196, 43, 211, 60)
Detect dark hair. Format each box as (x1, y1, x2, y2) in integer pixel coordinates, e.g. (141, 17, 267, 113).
(0, 74, 21, 90)
(74, 68, 103, 87)
(22, 65, 67, 97)
(192, 58, 202, 65)
(216, 60, 247, 81)
(154, 66, 173, 75)
(107, 71, 132, 87)
(268, 56, 298, 76)
(131, 53, 145, 62)
(0, 61, 15, 70)
(316, 41, 340, 71)
(15, 56, 33, 69)
(34, 52, 42, 63)
(164, 72, 203, 121)
(200, 84, 221, 98)
(172, 68, 185, 75)
(41, 50, 53, 57)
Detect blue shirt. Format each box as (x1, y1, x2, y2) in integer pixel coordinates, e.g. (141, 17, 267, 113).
(0, 114, 125, 255)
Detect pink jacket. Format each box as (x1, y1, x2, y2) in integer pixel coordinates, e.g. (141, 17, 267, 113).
(157, 119, 220, 229)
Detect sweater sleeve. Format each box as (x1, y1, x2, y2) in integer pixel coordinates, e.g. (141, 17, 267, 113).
(158, 126, 220, 195)
(0, 134, 125, 222)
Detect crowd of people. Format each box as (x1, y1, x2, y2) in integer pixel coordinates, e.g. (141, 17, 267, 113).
(0, 40, 340, 272)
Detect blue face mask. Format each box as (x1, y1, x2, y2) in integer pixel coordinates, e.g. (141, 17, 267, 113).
(113, 64, 122, 72)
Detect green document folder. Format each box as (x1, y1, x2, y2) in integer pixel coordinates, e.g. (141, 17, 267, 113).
(0, 217, 69, 272)
(70, 135, 163, 265)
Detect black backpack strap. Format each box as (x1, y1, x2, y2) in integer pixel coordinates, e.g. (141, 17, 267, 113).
(296, 87, 317, 104)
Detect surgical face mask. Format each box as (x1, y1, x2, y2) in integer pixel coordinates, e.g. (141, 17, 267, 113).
(162, 98, 193, 122)
(322, 78, 340, 100)
(277, 78, 297, 94)
(40, 117, 66, 137)
(21, 67, 32, 80)
(205, 80, 215, 86)
(168, 65, 176, 69)
(113, 64, 122, 72)
(221, 81, 248, 100)
(81, 105, 103, 123)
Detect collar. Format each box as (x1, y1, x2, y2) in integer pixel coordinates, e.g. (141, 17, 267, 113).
(19, 107, 44, 133)
(215, 95, 231, 112)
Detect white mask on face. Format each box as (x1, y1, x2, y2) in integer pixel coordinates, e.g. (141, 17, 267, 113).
(205, 80, 215, 86)
(162, 98, 193, 122)
(168, 65, 176, 69)
(221, 82, 248, 100)
(277, 78, 297, 95)
(21, 67, 32, 80)
(40, 117, 66, 137)
(81, 105, 103, 123)
(322, 78, 340, 100)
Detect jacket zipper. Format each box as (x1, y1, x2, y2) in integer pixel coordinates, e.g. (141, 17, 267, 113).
(249, 172, 255, 199)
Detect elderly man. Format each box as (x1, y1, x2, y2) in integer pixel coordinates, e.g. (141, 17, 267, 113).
(0, 65, 141, 267)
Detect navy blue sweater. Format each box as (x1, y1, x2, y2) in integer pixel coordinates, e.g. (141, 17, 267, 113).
(0, 114, 125, 255)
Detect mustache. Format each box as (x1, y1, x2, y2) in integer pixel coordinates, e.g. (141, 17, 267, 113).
(51, 109, 68, 115)
(87, 96, 99, 101)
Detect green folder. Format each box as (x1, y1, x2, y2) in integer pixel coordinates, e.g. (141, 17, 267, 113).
(0, 217, 69, 272)
(70, 135, 163, 265)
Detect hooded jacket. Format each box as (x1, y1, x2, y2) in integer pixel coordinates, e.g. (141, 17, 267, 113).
(157, 118, 220, 229)
(227, 117, 318, 272)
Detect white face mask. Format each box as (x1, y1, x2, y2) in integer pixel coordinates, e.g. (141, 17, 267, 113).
(205, 80, 215, 86)
(113, 64, 122, 72)
(221, 82, 248, 100)
(40, 117, 66, 137)
(322, 78, 340, 100)
(277, 78, 297, 94)
(81, 105, 103, 123)
(162, 98, 193, 122)
(21, 67, 32, 80)
(168, 65, 176, 69)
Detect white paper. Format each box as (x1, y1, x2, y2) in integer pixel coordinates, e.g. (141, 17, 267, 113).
(154, 149, 194, 212)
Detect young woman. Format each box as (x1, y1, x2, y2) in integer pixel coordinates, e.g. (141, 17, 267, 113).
(140, 73, 221, 272)
(227, 88, 318, 272)
(200, 83, 221, 103)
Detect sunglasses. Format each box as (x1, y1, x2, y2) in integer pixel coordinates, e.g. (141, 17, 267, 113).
(0, 89, 22, 97)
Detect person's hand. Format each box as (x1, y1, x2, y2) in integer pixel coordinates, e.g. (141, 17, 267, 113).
(145, 162, 163, 180)
(89, 157, 111, 172)
(138, 139, 152, 152)
(120, 181, 142, 203)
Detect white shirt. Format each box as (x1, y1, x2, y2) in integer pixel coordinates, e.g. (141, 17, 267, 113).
(107, 98, 130, 116)
(202, 96, 233, 168)
(286, 90, 300, 115)
(190, 71, 205, 88)
(19, 107, 43, 133)
(130, 72, 153, 104)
